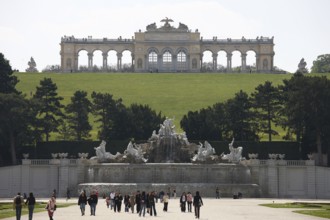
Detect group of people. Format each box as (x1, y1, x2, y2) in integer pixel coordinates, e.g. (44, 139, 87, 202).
(13, 192, 56, 220)
(77, 189, 203, 219)
(13, 189, 204, 220)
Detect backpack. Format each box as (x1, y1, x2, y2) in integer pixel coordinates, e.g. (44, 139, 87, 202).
(15, 196, 21, 205)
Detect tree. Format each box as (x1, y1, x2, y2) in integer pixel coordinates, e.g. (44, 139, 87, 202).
(91, 92, 126, 141)
(33, 78, 64, 141)
(311, 54, 330, 73)
(0, 94, 35, 164)
(127, 104, 164, 140)
(0, 53, 19, 94)
(65, 90, 92, 141)
(180, 103, 226, 140)
(251, 81, 281, 141)
(224, 90, 259, 141)
(278, 73, 306, 142)
(279, 73, 330, 164)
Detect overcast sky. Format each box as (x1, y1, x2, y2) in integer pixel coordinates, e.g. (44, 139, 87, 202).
(1, 0, 329, 72)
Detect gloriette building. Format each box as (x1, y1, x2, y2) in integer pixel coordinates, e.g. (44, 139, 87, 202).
(60, 18, 275, 73)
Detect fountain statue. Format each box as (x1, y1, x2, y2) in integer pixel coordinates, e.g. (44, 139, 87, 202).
(123, 141, 148, 163)
(91, 140, 121, 162)
(191, 141, 217, 162)
(221, 138, 243, 163)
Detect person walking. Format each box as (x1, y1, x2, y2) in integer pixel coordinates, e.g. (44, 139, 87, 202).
(118, 193, 123, 212)
(13, 192, 24, 220)
(129, 192, 136, 213)
(193, 191, 203, 219)
(88, 191, 98, 216)
(46, 196, 56, 220)
(180, 192, 187, 212)
(114, 193, 119, 212)
(124, 194, 130, 212)
(148, 191, 157, 216)
(25, 192, 36, 220)
(78, 191, 87, 216)
(216, 187, 220, 199)
(162, 192, 169, 212)
(139, 191, 147, 217)
(186, 192, 193, 212)
(136, 191, 141, 213)
(109, 191, 115, 210)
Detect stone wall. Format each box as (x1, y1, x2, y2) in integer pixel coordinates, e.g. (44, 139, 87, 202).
(1, 159, 330, 198)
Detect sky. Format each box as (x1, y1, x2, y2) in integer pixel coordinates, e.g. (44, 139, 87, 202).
(0, 0, 329, 73)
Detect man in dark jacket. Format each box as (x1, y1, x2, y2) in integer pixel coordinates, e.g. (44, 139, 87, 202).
(88, 191, 98, 216)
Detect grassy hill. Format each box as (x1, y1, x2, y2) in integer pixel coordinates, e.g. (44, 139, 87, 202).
(15, 72, 293, 138)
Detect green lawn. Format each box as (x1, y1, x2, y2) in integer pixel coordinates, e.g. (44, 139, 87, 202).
(260, 202, 330, 219)
(0, 202, 75, 219)
(15, 72, 291, 130)
(14, 72, 329, 139)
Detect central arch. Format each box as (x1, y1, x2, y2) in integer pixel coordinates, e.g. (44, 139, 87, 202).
(161, 48, 173, 72)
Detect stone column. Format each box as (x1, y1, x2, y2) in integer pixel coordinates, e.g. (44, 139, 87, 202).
(267, 160, 278, 197)
(172, 54, 177, 72)
(278, 162, 287, 197)
(131, 53, 135, 71)
(21, 160, 31, 195)
(212, 53, 218, 72)
(158, 54, 163, 72)
(200, 54, 203, 72)
(306, 163, 316, 198)
(49, 162, 59, 197)
(227, 53, 232, 72)
(241, 53, 247, 72)
(117, 52, 122, 71)
(270, 53, 274, 72)
(186, 54, 190, 71)
(88, 52, 93, 71)
(144, 55, 148, 72)
(102, 52, 108, 71)
(74, 54, 79, 72)
(256, 54, 260, 72)
(59, 159, 69, 197)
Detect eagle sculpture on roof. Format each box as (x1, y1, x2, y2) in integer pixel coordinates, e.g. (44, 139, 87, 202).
(160, 17, 174, 27)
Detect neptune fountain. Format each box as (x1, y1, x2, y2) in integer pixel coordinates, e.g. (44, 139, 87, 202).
(78, 117, 259, 197)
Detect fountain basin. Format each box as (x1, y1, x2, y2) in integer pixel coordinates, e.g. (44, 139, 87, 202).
(79, 162, 260, 197)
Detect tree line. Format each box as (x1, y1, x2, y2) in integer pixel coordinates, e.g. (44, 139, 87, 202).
(1, 53, 330, 165)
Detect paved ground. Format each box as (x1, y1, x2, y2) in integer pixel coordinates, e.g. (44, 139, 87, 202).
(2, 198, 328, 220)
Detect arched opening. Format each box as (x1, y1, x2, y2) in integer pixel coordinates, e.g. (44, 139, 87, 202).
(148, 50, 158, 72)
(122, 50, 132, 72)
(78, 50, 88, 72)
(202, 50, 212, 72)
(92, 50, 103, 72)
(162, 50, 172, 71)
(246, 50, 257, 73)
(231, 50, 242, 73)
(217, 51, 227, 72)
(107, 50, 117, 72)
(177, 50, 187, 72)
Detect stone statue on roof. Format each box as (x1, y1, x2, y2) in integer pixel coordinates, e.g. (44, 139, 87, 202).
(160, 17, 174, 28)
(297, 58, 308, 73)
